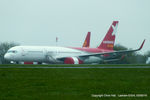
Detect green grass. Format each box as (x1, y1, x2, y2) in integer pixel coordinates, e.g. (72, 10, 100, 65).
(0, 64, 150, 67)
(0, 66, 150, 100)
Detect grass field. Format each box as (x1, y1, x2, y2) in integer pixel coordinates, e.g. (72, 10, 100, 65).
(0, 65, 150, 100)
(0, 64, 150, 67)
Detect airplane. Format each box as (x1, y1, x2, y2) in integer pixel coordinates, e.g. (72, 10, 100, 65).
(4, 21, 145, 64)
(82, 32, 91, 48)
(11, 31, 91, 64)
(18, 31, 91, 64)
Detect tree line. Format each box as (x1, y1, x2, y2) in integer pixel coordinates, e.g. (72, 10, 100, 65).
(112, 44, 150, 64)
(0, 42, 149, 64)
(0, 42, 19, 64)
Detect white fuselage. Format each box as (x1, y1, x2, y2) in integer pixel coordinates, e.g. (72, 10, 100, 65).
(4, 46, 89, 63)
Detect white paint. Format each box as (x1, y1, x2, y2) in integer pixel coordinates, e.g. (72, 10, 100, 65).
(103, 41, 114, 44)
(72, 57, 79, 64)
(112, 23, 118, 36)
(4, 46, 88, 63)
(146, 57, 150, 64)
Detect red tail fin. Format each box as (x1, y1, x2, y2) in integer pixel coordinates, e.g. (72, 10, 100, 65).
(98, 21, 119, 50)
(82, 32, 91, 47)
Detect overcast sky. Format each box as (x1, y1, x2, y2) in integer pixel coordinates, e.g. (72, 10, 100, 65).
(0, 0, 150, 54)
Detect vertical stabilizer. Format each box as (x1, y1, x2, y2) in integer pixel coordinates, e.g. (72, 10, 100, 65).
(82, 32, 91, 47)
(98, 21, 119, 50)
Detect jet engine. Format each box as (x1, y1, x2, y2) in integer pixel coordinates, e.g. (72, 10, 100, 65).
(64, 57, 83, 64)
(84, 56, 103, 64)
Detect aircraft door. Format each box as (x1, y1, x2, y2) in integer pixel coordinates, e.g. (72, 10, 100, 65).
(21, 48, 27, 56)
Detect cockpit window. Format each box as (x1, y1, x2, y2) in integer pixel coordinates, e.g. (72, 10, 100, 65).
(7, 50, 17, 53)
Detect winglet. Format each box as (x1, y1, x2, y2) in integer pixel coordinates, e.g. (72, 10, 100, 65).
(138, 39, 145, 50)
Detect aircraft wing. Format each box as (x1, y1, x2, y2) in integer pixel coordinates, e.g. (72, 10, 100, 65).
(79, 39, 145, 58)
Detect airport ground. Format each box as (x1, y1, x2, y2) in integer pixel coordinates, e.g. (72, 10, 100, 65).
(0, 64, 150, 100)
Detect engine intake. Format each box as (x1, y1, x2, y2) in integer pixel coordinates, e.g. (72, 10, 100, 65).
(64, 57, 83, 64)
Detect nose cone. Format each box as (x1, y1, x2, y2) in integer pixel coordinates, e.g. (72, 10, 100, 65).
(4, 54, 12, 61)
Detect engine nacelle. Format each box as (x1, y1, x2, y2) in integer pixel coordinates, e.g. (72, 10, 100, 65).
(64, 57, 83, 64)
(84, 56, 103, 64)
